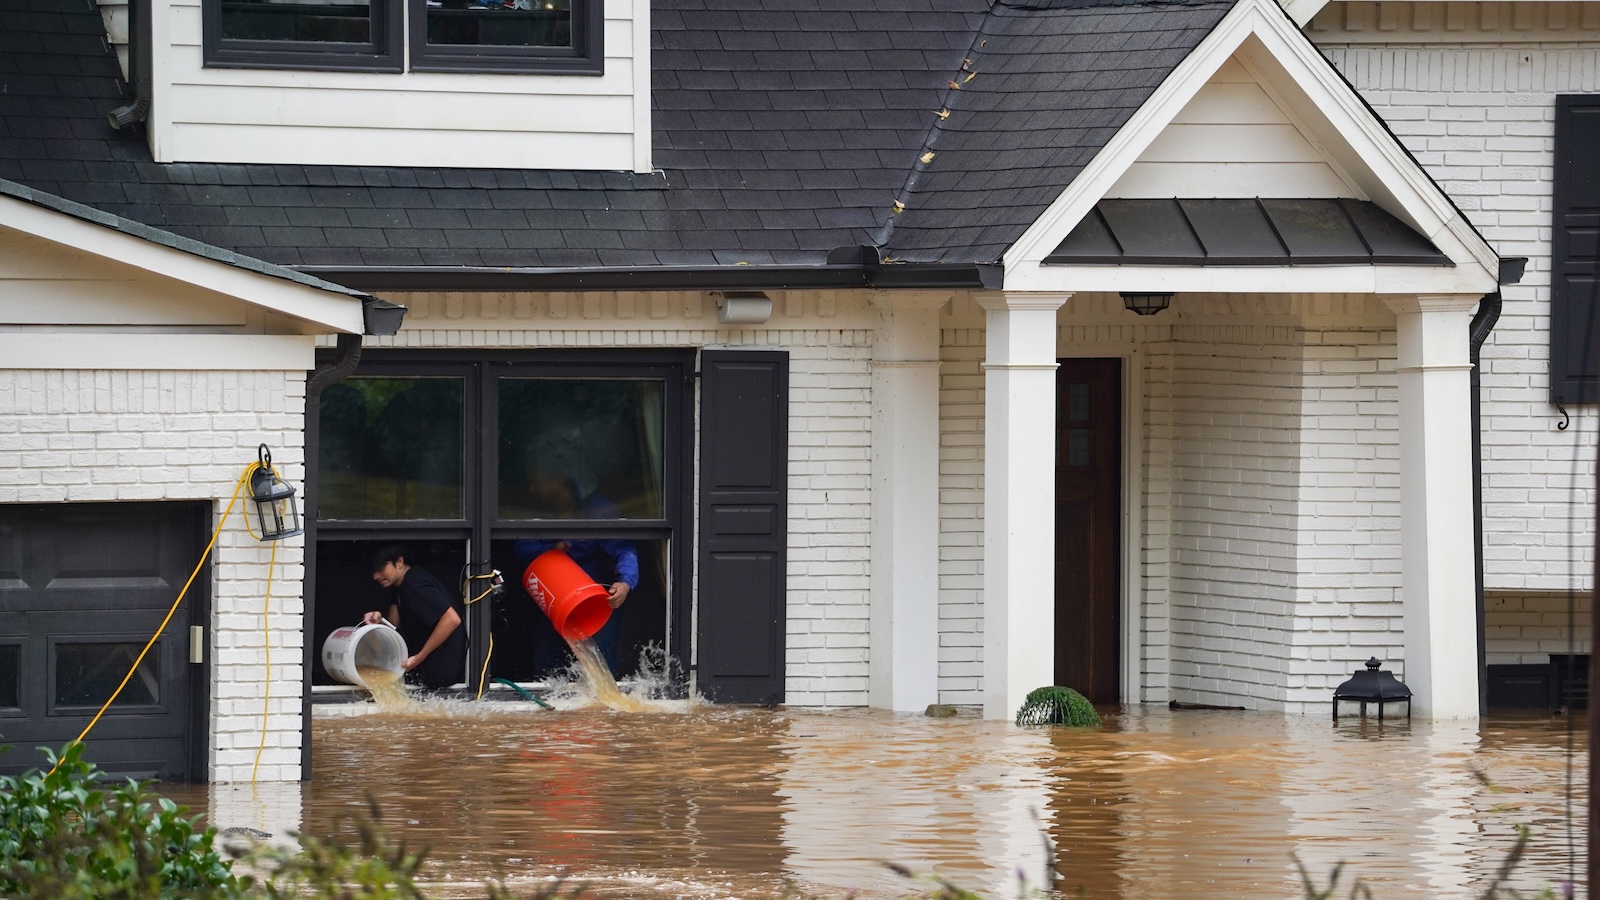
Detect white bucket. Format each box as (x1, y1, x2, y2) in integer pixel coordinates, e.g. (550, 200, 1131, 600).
(321, 622, 407, 687)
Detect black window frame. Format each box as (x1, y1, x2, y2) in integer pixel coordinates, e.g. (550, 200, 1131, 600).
(202, 0, 404, 73)
(407, 0, 603, 75)
(200, 0, 602, 74)
(302, 349, 693, 771)
(1550, 94, 1600, 404)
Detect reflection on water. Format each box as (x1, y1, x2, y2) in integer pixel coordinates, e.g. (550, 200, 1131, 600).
(168, 708, 1587, 899)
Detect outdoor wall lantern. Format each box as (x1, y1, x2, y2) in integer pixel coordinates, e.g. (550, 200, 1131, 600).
(1332, 657, 1412, 722)
(715, 291, 773, 325)
(250, 444, 303, 542)
(1121, 292, 1173, 316)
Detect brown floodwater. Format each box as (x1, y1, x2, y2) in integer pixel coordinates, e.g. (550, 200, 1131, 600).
(172, 703, 1588, 899)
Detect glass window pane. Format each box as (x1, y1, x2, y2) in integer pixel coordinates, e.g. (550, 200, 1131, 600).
(427, 0, 572, 48)
(499, 379, 665, 520)
(1068, 383, 1091, 422)
(0, 645, 17, 709)
(220, 0, 373, 42)
(56, 643, 158, 707)
(1068, 428, 1091, 468)
(318, 377, 466, 520)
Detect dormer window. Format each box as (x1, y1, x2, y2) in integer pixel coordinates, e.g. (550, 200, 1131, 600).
(202, 0, 602, 74)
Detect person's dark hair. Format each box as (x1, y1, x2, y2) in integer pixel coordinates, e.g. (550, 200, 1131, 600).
(370, 544, 407, 573)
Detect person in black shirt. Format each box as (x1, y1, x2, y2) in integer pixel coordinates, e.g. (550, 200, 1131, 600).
(364, 545, 466, 690)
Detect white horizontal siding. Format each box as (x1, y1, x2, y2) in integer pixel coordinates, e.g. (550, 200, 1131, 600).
(1107, 57, 1358, 200)
(153, 0, 646, 170)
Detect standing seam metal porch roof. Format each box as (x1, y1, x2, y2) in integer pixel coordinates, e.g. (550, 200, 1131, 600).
(0, 0, 1231, 271)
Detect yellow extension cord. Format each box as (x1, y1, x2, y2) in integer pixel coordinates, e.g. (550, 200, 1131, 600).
(52, 460, 284, 785)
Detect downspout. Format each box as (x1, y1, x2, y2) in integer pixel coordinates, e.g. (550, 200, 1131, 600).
(107, 0, 152, 129)
(1469, 291, 1502, 717)
(1471, 257, 1526, 715)
(301, 296, 405, 783)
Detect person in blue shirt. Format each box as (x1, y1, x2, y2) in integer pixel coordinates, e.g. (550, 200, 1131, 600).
(515, 466, 638, 675)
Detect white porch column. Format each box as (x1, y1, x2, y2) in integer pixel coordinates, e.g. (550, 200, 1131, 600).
(1384, 294, 1481, 720)
(869, 293, 948, 711)
(979, 292, 1070, 720)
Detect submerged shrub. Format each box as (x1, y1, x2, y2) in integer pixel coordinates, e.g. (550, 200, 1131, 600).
(1014, 686, 1101, 727)
(0, 742, 242, 899)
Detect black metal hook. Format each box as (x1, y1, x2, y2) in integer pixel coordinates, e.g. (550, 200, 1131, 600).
(1557, 402, 1571, 431)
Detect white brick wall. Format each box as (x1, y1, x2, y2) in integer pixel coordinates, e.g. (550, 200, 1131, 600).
(0, 369, 307, 783)
(1313, 9, 1600, 597)
(1485, 592, 1592, 664)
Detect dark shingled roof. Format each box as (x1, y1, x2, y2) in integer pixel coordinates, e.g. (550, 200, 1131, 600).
(0, 0, 1231, 275)
(0, 176, 375, 298)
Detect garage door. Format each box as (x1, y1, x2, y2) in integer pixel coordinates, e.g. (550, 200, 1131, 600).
(0, 502, 207, 781)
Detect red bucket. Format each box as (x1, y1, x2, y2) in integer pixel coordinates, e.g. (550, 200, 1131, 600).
(523, 548, 613, 640)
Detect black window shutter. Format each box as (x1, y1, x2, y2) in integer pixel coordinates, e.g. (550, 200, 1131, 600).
(695, 350, 788, 704)
(1551, 95, 1600, 404)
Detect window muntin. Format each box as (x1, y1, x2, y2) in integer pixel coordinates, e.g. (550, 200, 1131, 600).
(409, 0, 602, 73)
(317, 376, 468, 521)
(204, 0, 403, 71)
(202, 0, 599, 73)
(497, 378, 665, 521)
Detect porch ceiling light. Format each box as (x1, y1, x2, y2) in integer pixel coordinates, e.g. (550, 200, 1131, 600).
(1332, 657, 1412, 722)
(249, 444, 303, 542)
(1121, 292, 1172, 316)
(715, 291, 773, 325)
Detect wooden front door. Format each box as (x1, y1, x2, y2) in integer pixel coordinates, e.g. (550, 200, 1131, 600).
(1055, 358, 1122, 704)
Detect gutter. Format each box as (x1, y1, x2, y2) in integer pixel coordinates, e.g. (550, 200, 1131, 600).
(295, 260, 1005, 293)
(1472, 256, 1526, 715)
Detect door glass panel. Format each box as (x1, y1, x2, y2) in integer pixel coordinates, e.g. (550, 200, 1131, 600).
(1067, 428, 1091, 467)
(1068, 383, 1091, 422)
(221, 0, 373, 42)
(499, 379, 665, 520)
(318, 377, 466, 520)
(55, 643, 158, 707)
(428, 0, 572, 49)
(0, 645, 17, 709)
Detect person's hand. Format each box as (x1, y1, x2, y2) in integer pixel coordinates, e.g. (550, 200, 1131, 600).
(608, 582, 630, 609)
(402, 655, 419, 672)
(363, 611, 385, 625)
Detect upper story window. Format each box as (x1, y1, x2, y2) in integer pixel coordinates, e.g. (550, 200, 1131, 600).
(203, 0, 603, 75)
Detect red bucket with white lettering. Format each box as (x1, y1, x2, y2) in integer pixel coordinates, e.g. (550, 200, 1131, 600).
(523, 548, 612, 640)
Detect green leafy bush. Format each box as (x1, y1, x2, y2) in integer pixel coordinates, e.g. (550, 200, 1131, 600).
(1014, 686, 1101, 727)
(0, 742, 243, 899)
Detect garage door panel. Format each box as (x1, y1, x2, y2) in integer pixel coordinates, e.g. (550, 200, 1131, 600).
(0, 503, 204, 781)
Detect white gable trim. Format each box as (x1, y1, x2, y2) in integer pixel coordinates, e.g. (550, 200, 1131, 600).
(1002, 0, 1501, 294)
(0, 333, 315, 370)
(0, 194, 365, 335)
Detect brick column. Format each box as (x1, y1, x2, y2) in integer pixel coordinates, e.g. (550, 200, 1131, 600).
(1384, 294, 1480, 719)
(979, 292, 1070, 720)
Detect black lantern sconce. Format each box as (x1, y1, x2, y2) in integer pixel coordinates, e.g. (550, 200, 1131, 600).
(249, 444, 303, 542)
(1121, 292, 1172, 316)
(1332, 657, 1412, 722)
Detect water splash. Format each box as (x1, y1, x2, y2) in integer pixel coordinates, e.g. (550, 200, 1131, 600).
(543, 640, 697, 713)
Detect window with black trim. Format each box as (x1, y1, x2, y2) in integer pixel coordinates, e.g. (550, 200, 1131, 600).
(202, 0, 602, 74)
(203, 0, 404, 71)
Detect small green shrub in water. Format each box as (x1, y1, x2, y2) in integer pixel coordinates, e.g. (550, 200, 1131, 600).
(1014, 686, 1101, 727)
(0, 742, 242, 899)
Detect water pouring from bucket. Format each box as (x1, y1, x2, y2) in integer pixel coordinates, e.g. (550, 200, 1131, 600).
(322, 621, 411, 707)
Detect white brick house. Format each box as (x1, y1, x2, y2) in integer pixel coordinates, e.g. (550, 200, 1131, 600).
(1302, 0, 1599, 706)
(2, 0, 1585, 785)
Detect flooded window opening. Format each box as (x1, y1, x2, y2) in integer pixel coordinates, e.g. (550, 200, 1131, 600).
(310, 355, 694, 701)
